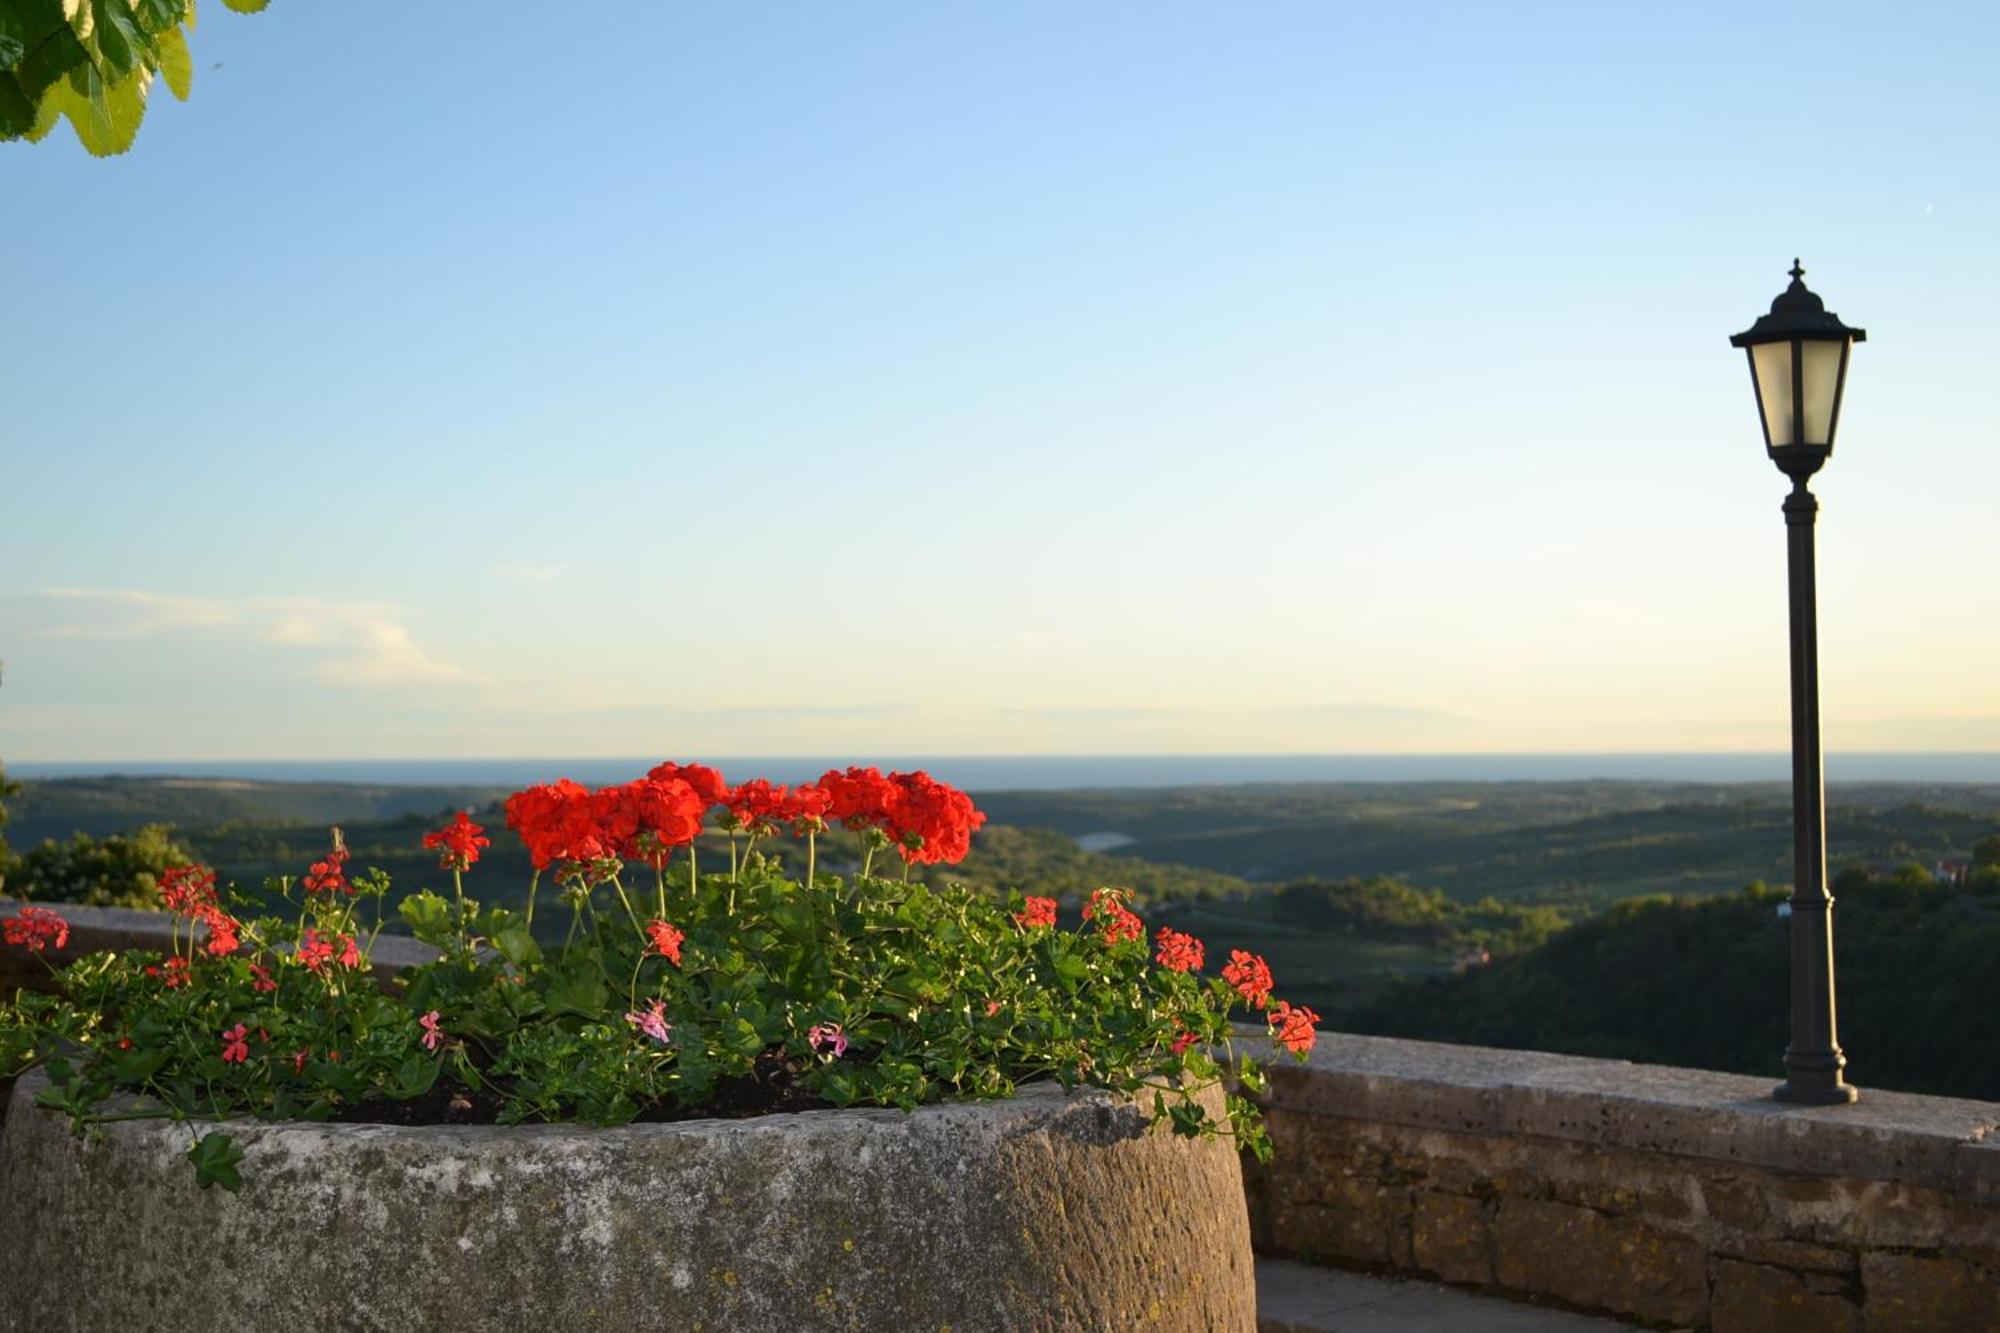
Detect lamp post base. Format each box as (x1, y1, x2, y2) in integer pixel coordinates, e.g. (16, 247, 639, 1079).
(1772, 1078, 1859, 1106)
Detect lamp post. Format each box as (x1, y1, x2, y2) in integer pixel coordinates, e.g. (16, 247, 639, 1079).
(1730, 260, 1865, 1106)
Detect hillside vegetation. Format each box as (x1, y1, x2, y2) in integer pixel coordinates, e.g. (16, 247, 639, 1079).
(1352, 857, 2000, 1101)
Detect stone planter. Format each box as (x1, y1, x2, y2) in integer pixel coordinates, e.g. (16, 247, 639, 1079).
(0, 1070, 1254, 1331)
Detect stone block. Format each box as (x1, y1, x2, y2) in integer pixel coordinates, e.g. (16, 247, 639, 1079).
(1861, 1251, 2000, 1333)
(1703, 1172, 1774, 1232)
(1411, 1191, 1490, 1286)
(1493, 1196, 1706, 1327)
(1711, 1257, 1861, 1333)
(1715, 1234, 1857, 1275)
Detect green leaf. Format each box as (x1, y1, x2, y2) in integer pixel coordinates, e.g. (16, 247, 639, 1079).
(397, 890, 454, 948)
(492, 926, 541, 970)
(187, 1132, 245, 1191)
(393, 1055, 440, 1099)
(219, 0, 268, 10)
(154, 23, 188, 99)
(47, 62, 146, 155)
(544, 967, 608, 1020)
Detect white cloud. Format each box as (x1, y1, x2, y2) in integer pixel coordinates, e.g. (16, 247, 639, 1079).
(28, 588, 479, 689)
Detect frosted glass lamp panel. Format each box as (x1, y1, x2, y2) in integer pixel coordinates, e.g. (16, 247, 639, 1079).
(1800, 340, 1846, 446)
(1751, 341, 1797, 447)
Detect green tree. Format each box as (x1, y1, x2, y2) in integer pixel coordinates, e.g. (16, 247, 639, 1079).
(10, 824, 197, 909)
(1, 0, 270, 157)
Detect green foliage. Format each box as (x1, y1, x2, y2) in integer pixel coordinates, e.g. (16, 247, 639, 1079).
(4, 847, 1310, 1186)
(1352, 872, 2000, 1101)
(0, 0, 277, 156)
(8, 824, 199, 908)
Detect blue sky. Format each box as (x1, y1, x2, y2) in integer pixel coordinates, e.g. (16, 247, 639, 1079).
(3, 3, 1996, 760)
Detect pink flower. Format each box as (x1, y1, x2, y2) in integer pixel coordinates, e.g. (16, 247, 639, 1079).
(419, 1010, 444, 1053)
(624, 999, 671, 1046)
(220, 1024, 250, 1064)
(807, 1023, 848, 1058)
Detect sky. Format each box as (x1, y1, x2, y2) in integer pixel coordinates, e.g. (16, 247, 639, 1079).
(3, 3, 1997, 762)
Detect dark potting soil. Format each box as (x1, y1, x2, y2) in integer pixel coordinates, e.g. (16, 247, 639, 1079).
(329, 1049, 834, 1127)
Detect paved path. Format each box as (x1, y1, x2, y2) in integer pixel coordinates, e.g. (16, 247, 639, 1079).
(1257, 1259, 1652, 1332)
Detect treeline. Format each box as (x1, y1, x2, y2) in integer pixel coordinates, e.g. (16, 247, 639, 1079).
(1350, 847, 2000, 1101)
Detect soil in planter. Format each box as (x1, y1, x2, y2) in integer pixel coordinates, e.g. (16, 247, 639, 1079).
(329, 1049, 834, 1127)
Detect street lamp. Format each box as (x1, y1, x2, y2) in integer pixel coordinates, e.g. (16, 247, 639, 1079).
(1730, 260, 1865, 1106)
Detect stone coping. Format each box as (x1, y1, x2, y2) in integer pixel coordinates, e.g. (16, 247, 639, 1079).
(1259, 1029, 2000, 1199)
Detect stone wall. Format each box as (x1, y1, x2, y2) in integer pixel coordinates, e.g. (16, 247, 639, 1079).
(1243, 1032, 2000, 1332)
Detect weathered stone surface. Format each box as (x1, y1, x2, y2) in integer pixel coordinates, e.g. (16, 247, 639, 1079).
(1412, 1191, 1490, 1285)
(1860, 1251, 2000, 1333)
(1255, 1030, 2000, 1198)
(1713, 1234, 1857, 1275)
(1493, 1197, 1706, 1327)
(1711, 1257, 1860, 1333)
(0, 1071, 1254, 1332)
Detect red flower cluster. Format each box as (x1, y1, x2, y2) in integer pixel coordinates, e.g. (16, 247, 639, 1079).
(297, 928, 361, 974)
(504, 779, 607, 870)
(220, 1023, 250, 1064)
(882, 771, 986, 865)
(598, 778, 707, 868)
(303, 838, 352, 896)
(1083, 888, 1144, 946)
(812, 766, 986, 865)
(506, 775, 710, 872)
(1269, 999, 1319, 1056)
(2, 906, 69, 953)
(1222, 950, 1274, 1008)
(159, 864, 217, 914)
(1154, 927, 1205, 974)
(146, 956, 191, 988)
(645, 761, 729, 807)
(1171, 1030, 1202, 1056)
(1013, 896, 1058, 929)
(422, 811, 490, 871)
(157, 862, 239, 956)
(645, 919, 685, 966)
(818, 766, 899, 830)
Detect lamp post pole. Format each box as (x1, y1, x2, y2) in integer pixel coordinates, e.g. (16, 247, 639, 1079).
(1776, 474, 1852, 1103)
(1729, 261, 1864, 1106)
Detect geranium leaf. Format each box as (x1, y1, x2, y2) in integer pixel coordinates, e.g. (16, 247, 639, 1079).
(187, 1132, 244, 1191)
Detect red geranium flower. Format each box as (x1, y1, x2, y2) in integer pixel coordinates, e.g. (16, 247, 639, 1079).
(145, 956, 192, 988)
(249, 963, 277, 993)
(883, 771, 986, 866)
(1154, 927, 1205, 974)
(504, 779, 609, 871)
(781, 782, 832, 830)
(159, 864, 218, 915)
(1269, 999, 1320, 1056)
(722, 779, 792, 831)
(644, 919, 685, 966)
(1082, 887, 1143, 947)
(220, 1023, 250, 1064)
(816, 766, 901, 832)
(1171, 1030, 1201, 1056)
(1222, 949, 1275, 1009)
(422, 811, 491, 872)
(1013, 896, 1058, 929)
(2, 906, 69, 953)
(302, 832, 352, 896)
(645, 761, 730, 808)
(196, 905, 241, 958)
(599, 779, 706, 867)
